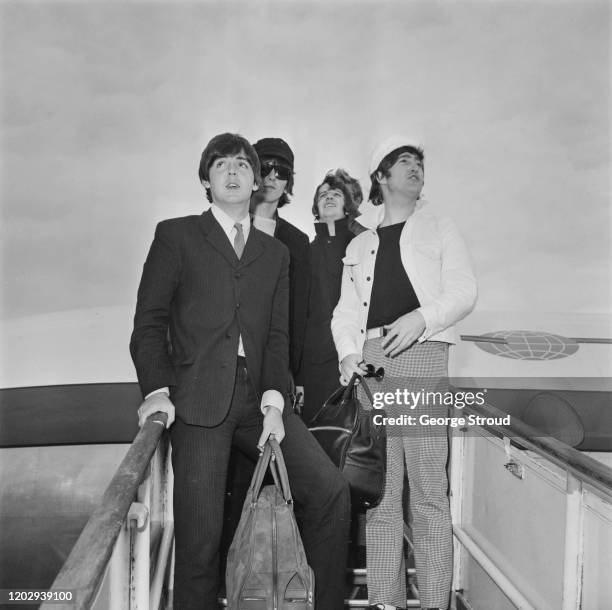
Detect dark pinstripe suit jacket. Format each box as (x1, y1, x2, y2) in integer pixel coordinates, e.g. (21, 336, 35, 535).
(130, 209, 290, 427)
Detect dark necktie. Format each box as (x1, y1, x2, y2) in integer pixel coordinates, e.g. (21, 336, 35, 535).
(233, 222, 245, 259)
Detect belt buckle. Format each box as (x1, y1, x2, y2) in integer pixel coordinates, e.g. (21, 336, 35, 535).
(367, 327, 387, 339)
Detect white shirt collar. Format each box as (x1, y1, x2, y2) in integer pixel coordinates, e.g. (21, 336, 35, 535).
(356, 198, 428, 230)
(252, 214, 277, 237)
(210, 204, 251, 242)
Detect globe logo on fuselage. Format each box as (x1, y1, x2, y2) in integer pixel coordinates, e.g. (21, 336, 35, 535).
(474, 330, 580, 360)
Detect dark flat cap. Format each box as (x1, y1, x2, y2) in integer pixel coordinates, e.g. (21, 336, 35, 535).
(253, 137, 294, 168)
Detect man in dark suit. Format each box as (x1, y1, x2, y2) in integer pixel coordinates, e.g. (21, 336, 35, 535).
(130, 133, 350, 610)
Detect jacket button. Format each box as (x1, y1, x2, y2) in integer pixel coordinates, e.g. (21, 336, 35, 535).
(234, 272, 241, 279)
(371, 250, 375, 254)
(236, 303, 240, 309)
(366, 276, 371, 281)
(226, 334, 231, 339)
(363, 302, 367, 307)
(361, 329, 365, 334)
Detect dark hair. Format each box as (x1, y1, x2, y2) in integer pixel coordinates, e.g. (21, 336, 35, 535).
(259, 156, 294, 208)
(368, 145, 424, 206)
(312, 169, 362, 220)
(198, 133, 261, 203)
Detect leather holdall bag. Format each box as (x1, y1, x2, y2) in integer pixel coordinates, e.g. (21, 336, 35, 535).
(226, 438, 314, 610)
(308, 371, 386, 511)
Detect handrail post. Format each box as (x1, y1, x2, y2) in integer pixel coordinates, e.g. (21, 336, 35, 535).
(150, 440, 174, 610)
(129, 482, 151, 609)
(562, 473, 584, 610)
(449, 426, 466, 609)
(41, 413, 167, 610)
(108, 523, 130, 609)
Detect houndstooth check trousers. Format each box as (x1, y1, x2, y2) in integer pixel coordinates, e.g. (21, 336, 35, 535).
(358, 338, 453, 609)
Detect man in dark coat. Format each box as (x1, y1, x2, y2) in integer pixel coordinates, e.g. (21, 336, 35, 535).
(301, 169, 363, 423)
(130, 133, 349, 610)
(251, 137, 310, 393)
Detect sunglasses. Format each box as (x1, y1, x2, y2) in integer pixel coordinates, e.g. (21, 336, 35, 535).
(260, 162, 292, 181)
(363, 364, 385, 380)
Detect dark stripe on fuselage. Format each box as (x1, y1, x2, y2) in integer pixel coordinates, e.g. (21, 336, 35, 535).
(0, 383, 141, 447)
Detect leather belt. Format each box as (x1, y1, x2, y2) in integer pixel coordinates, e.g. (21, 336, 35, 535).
(365, 327, 387, 340)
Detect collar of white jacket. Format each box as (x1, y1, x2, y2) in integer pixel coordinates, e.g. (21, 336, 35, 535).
(355, 197, 429, 231)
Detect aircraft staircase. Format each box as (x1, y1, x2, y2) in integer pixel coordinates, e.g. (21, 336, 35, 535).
(41, 400, 612, 610)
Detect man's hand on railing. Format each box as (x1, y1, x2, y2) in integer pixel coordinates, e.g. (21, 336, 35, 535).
(138, 392, 175, 428)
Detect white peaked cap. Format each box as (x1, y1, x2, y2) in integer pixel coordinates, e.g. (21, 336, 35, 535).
(369, 135, 425, 175)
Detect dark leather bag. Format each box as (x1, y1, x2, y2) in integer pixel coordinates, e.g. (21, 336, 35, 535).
(308, 373, 386, 511)
(226, 438, 315, 610)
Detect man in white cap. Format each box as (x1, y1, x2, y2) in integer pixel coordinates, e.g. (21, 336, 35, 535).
(332, 136, 477, 610)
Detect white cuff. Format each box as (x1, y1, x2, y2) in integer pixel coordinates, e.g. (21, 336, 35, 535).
(336, 340, 361, 365)
(416, 305, 434, 342)
(145, 387, 170, 400)
(260, 389, 284, 415)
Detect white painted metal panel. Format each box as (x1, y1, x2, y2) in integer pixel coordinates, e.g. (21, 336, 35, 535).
(581, 489, 612, 610)
(458, 433, 567, 608)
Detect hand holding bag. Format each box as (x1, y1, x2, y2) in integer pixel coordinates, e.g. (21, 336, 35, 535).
(308, 371, 386, 511)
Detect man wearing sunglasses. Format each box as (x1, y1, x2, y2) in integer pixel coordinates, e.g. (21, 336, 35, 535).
(251, 137, 310, 398)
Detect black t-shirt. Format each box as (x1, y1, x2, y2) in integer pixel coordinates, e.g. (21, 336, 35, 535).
(366, 222, 420, 329)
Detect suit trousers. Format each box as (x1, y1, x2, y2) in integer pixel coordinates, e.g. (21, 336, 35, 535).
(171, 360, 351, 610)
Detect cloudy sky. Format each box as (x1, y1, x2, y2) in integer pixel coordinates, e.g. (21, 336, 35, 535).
(1, 0, 610, 321)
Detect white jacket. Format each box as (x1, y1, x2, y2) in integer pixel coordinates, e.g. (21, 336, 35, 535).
(331, 199, 477, 363)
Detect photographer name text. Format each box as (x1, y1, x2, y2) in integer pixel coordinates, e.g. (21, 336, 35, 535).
(372, 413, 511, 428)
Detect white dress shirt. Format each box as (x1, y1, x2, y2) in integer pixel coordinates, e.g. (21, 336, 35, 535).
(210, 204, 250, 358)
(252, 214, 277, 236)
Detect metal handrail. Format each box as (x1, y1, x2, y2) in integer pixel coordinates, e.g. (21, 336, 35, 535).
(39, 398, 612, 609)
(451, 400, 612, 609)
(41, 413, 168, 610)
(461, 400, 612, 498)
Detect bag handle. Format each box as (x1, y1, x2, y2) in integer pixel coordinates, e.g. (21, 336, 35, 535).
(342, 371, 377, 405)
(248, 437, 293, 504)
(310, 370, 378, 425)
(352, 373, 386, 436)
(248, 443, 273, 502)
(340, 371, 361, 401)
(345, 372, 376, 409)
(353, 372, 375, 407)
(269, 437, 293, 503)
